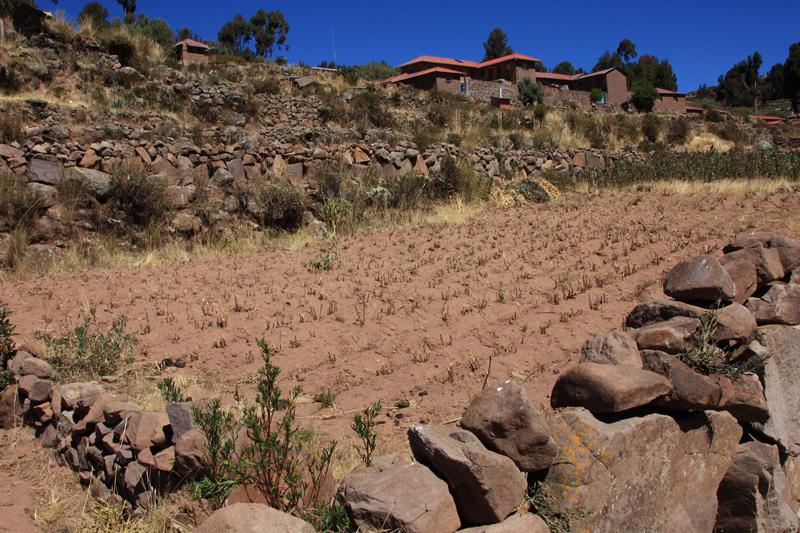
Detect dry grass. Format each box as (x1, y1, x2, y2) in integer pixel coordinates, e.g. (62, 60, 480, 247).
(686, 132, 735, 153)
(632, 178, 800, 195)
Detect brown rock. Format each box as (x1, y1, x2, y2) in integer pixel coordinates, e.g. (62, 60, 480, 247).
(18, 356, 55, 379)
(408, 424, 527, 526)
(175, 427, 206, 474)
(722, 259, 759, 303)
(72, 394, 118, 434)
(0, 385, 22, 428)
(550, 362, 673, 413)
(353, 147, 370, 164)
(642, 350, 724, 410)
(625, 299, 706, 328)
(753, 326, 800, 455)
(339, 457, 461, 533)
(166, 402, 195, 441)
(715, 441, 798, 533)
(721, 246, 785, 287)
(460, 379, 557, 472)
(135, 146, 152, 165)
(663, 255, 736, 303)
(714, 303, 757, 344)
(78, 149, 99, 168)
(746, 284, 800, 326)
(579, 330, 642, 367)
(17, 375, 52, 404)
(125, 411, 170, 452)
(717, 373, 769, 424)
(196, 503, 315, 533)
(631, 316, 701, 355)
(458, 512, 550, 533)
(769, 235, 800, 272)
(27, 158, 64, 185)
(138, 445, 175, 472)
(545, 408, 742, 533)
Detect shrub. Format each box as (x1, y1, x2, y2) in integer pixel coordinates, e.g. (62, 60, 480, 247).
(248, 182, 306, 231)
(641, 114, 662, 143)
(711, 121, 750, 144)
(251, 77, 281, 95)
(412, 125, 441, 152)
(666, 117, 690, 145)
(349, 91, 393, 128)
(533, 104, 548, 124)
(528, 480, 589, 533)
(158, 377, 191, 403)
(0, 112, 22, 143)
(191, 399, 239, 509)
(0, 172, 46, 231)
(517, 79, 543, 107)
(0, 305, 14, 367)
(434, 155, 490, 202)
(36, 315, 138, 381)
(631, 80, 658, 112)
(318, 196, 354, 236)
(352, 401, 382, 466)
(109, 161, 168, 228)
(590, 87, 604, 103)
(384, 173, 429, 211)
(427, 102, 453, 128)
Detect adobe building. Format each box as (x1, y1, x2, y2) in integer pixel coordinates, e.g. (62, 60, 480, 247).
(386, 53, 686, 113)
(174, 39, 210, 66)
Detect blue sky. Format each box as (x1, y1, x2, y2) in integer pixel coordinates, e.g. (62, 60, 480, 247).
(50, 0, 800, 92)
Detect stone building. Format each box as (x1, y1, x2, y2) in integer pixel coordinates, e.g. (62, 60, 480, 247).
(174, 39, 210, 66)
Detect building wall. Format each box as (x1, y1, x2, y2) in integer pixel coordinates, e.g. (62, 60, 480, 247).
(542, 85, 591, 107)
(605, 70, 629, 106)
(434, 77, 464, 95)
(653, 95, 687, 114)
(466, 78, 519, 103)
(180, 51, 209, 65)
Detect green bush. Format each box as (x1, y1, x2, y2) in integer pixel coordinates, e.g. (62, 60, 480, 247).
(666, 117, 690, 145)
(630, 80, 658, 112)
(352, 401, 382, 466)
(36, 315, 138, 381)
(158, 377, 191, 403)
(248, 182, 306, 231)
(109, 161, 169, 228)
(191, 399, 239, 509)
(0, 305, 15, 367)
(641, 114, 662, 143)
(590, 87, 604, 103)
(517, 79, 543, 107)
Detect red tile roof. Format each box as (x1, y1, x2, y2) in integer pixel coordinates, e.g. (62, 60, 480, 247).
(478, 53, 542, 68)
(175, 38, 209, 50)
(398, 55, 480, 69)
(383, 66, 464, 84)
(535, 72, 577, 81)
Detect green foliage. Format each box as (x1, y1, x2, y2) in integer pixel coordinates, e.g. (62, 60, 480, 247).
(628, 55, 677, 92)
(351, 401, 382, 466)
(710, 120, 749, 144)
(36, 315, 138, 381)
(533, 103, 548, 123)
(483, 27, 513, 61)
(641, 114, 662, 143)
(596, 150, 800, 185)
(517, 78, 543, 107)
(716, 51, 763, 107)
(247, 182, 306, 232)
(338, 61, 396, 85)
(218, 10, 289, 58)
(309, 250, 337, 272)
(116, 0, 136, 17)
(349, 91, 393, 128)
(763, 63, 786, 102)
(307, 500, 352, 533)
(678, 311, 768, 380)
(590, 87, 604, 103)
(127, 14, 174, 48)
(783, 43, 800, 110)
(0, 305, 14, 367)
(158, 377, 191, 403)
(552, 61, 575, 75)
(0, 369, 12, 393)
(434, 155, 490, 202)
(318, 196, 353, 236)
(191, 398, 238, 509)
(109, 161, 169, 229)
(631, 80, 657, 112)
(528, 480, 590, 533)
(507, 180, 550, 203)
(78, 2, 109, 28)
(616, 38, 638, 63)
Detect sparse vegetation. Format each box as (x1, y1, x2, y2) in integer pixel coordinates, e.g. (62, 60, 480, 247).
(351, 401, 382, 466)
(157, 377, 192, 403)
(528, 480, 591, 533)
(36, 315, 138, 381)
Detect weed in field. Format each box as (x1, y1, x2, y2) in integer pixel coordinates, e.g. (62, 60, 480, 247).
(36, 315, 138, 381)
(351, 401, 382, 466)
(157, 377, 192, 403)
(527, 480, 590, 533)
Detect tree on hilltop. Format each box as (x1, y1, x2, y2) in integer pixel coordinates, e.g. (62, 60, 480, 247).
(552, 61, 576, 75)
(218, 10, 289, 58)
(78, 2, 109, 28)
(784, 43, 800, 112)
(116, 0, 136, 20)
(716, 52, 763, 108)
(483, 28, 513, 61)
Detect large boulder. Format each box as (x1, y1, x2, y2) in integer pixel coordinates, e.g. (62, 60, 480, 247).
(715, 441, 798, 533)
(630, 316, 701, 355)
(753, 325, 800, 456)
(641, 350, 723, 410)
(746, 284, 800, 326)
(407, 424, 527, 526)
(196, 503, 315, 533)
(625, 300, 705, 329)
(769, 235, 800, 272)
(458, 513, 550, 533)
(663, 255, 736, 303)
(550, 362, 672, 413)
(545, 408, 742, 533)
(722, 259, 759, 303)
(174, 427, 206, 474)
(721, 246, 784, 287)
(339, 457, 461, 533)
(460, 379, 557, 472)
(27, 157, 63, 185)
(124, 411, 170, 452)
(578, 330, 642, 368)
(67, 167, 112, 199)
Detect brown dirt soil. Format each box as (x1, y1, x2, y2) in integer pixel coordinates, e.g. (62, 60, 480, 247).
(3, 189, 800, 456)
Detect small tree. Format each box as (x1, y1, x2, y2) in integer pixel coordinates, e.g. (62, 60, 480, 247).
(590, 87, 604, 103)
(631, 80, 658, 112)
(250, 9, 289, 58)
(116, 0, 136, 21)
(616, 38, 638, 63)
(483, 28, 513, 61)
(78, 2, 109, 28)
(518, 78, 543, 107)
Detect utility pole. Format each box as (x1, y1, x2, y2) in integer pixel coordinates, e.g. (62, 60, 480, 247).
(330, 27, 337, 66)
